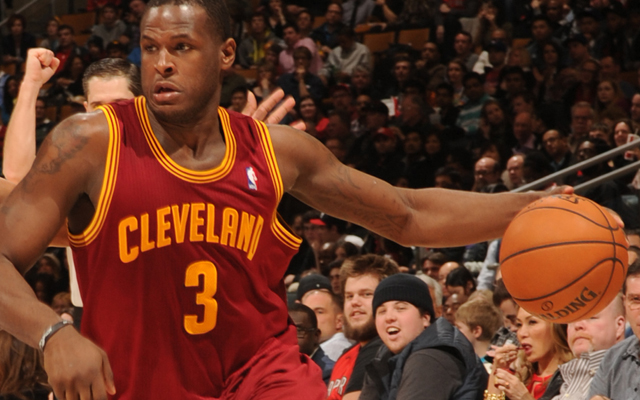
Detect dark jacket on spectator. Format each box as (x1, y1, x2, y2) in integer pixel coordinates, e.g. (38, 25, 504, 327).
(360, 317, 488, 400)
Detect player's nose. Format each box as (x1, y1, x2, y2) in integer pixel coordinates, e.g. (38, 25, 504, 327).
(155, 48, 175, 76)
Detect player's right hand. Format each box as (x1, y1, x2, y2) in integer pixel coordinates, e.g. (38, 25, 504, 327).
(24, 48, 60, 87)
(43, 326, 116, 400)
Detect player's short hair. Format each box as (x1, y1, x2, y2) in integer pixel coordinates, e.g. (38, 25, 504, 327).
(288, 303, 318, 329)
(147, 0, 231, 40)
(83, 58, 142, 97)
(456, 299, 503, 341)
(339, 254, 399, 297)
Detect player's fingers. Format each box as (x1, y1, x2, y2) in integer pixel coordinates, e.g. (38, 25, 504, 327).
(64, 387, 78, 400)
(255, 89, 285, 121)
(91, 377, 108, 400)
(241, 91, 257, 117)
(78, 385, 93, 400)
(290, 120, 306, 131)
(101, 351, 116, 395)
(265, 95, 296, 125)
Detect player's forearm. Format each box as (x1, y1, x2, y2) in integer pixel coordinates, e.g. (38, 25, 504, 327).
(2, 80, 40, 183)
(0, 257, 62, 347)
(399, 189, 543, 247)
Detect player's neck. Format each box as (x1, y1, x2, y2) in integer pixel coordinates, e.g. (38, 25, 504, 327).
(146, 102, 226, 165)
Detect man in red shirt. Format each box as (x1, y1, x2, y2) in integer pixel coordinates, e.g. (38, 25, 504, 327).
(327, 254, 399, 400)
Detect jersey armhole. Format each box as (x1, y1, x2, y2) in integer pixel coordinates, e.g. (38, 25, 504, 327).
(253, 120, 302, 250)
(68, 106, 121, 247)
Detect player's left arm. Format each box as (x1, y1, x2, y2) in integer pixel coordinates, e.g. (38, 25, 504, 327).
(270, 125, 562, 248)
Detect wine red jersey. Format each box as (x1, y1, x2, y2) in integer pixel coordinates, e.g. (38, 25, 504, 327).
(70, 97, 303, 399)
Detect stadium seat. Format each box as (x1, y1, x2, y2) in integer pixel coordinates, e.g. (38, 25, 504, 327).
(397, 28, 429, 50)
(620, 71, 638, 86)
(362, 31, 395, 54)
(313, 16, 326, 29)
(512, 38, 531, 49)
(235, 68, 258, 83)
(75, 33, 91, 47)
(60, 12, 96, 35)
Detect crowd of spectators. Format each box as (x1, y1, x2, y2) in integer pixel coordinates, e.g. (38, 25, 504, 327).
(4, 0, 640, 399)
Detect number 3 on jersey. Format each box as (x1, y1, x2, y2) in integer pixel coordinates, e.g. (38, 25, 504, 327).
(184, 261, 218, 335)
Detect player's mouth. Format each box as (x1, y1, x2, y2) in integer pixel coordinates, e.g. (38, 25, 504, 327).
(153, 82, 180, 103)
(521, 343, 532, 356)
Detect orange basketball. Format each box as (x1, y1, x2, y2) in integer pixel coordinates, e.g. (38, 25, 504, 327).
(499, 194, 628, 324)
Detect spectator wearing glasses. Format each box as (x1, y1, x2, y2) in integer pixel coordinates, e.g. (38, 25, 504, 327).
(289, 302, 336, 385)
(589, 259, 640, 400)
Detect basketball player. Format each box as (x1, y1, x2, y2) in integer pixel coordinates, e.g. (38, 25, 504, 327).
(0, 2, 569, 400)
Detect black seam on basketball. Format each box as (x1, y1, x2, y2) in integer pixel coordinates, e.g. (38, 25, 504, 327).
(515, 207, 621, 231)
(512, 257, 619, 302)
(501, 241, 628, 264)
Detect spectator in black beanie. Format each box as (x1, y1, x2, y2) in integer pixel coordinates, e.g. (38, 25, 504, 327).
(359, 274, 487, 400)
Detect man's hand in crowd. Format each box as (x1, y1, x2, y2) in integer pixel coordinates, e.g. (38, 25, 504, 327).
(23, 48, 60, 88)
(242, 88, 306, 130)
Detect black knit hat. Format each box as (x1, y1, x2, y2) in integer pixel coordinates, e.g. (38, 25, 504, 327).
(372, 274, 435, 321)
(297, 274, 332, 301)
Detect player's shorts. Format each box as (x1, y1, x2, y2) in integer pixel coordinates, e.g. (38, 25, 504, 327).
(220, 324, 326, 400)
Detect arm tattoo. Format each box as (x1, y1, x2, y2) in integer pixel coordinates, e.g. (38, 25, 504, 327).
(20, 123, 89, 193)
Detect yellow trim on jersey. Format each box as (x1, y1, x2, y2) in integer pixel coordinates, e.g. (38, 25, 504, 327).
(135, 97, 236, 184)
(254, 120, 302, 250)
(68, 105, 121, 247)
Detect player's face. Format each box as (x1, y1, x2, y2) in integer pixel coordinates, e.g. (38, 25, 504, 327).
(343, 274, 378, 341)
(516, 308, 555, 364)
(302, 290, 341, 343)
(375, 301, 429, 354)
(85, 76, 135, 112)
(567, 297, 624, 357)
(140, 4, 235, 124)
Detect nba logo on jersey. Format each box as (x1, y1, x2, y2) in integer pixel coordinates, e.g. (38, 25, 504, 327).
(246, 166, 258, 190)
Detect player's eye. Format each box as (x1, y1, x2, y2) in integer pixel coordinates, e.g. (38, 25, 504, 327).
(176, 43, 191, 51)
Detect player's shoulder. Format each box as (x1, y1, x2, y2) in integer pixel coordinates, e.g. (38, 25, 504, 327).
(42, 109, 112, 161)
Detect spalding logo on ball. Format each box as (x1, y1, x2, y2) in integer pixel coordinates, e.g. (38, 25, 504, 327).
(499, 194, 628, 324)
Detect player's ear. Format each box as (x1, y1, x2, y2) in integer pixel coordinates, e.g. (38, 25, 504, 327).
(220, 38, 236, 70)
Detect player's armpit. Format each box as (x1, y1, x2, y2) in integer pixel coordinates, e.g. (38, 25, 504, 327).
(0, 178, 16, 204)
(268, 125, 545, 248)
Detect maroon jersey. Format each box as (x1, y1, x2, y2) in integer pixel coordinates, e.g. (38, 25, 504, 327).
(70, 97, 302, 399)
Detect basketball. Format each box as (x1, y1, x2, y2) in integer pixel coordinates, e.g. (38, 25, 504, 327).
(499, 194, 628, 324)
